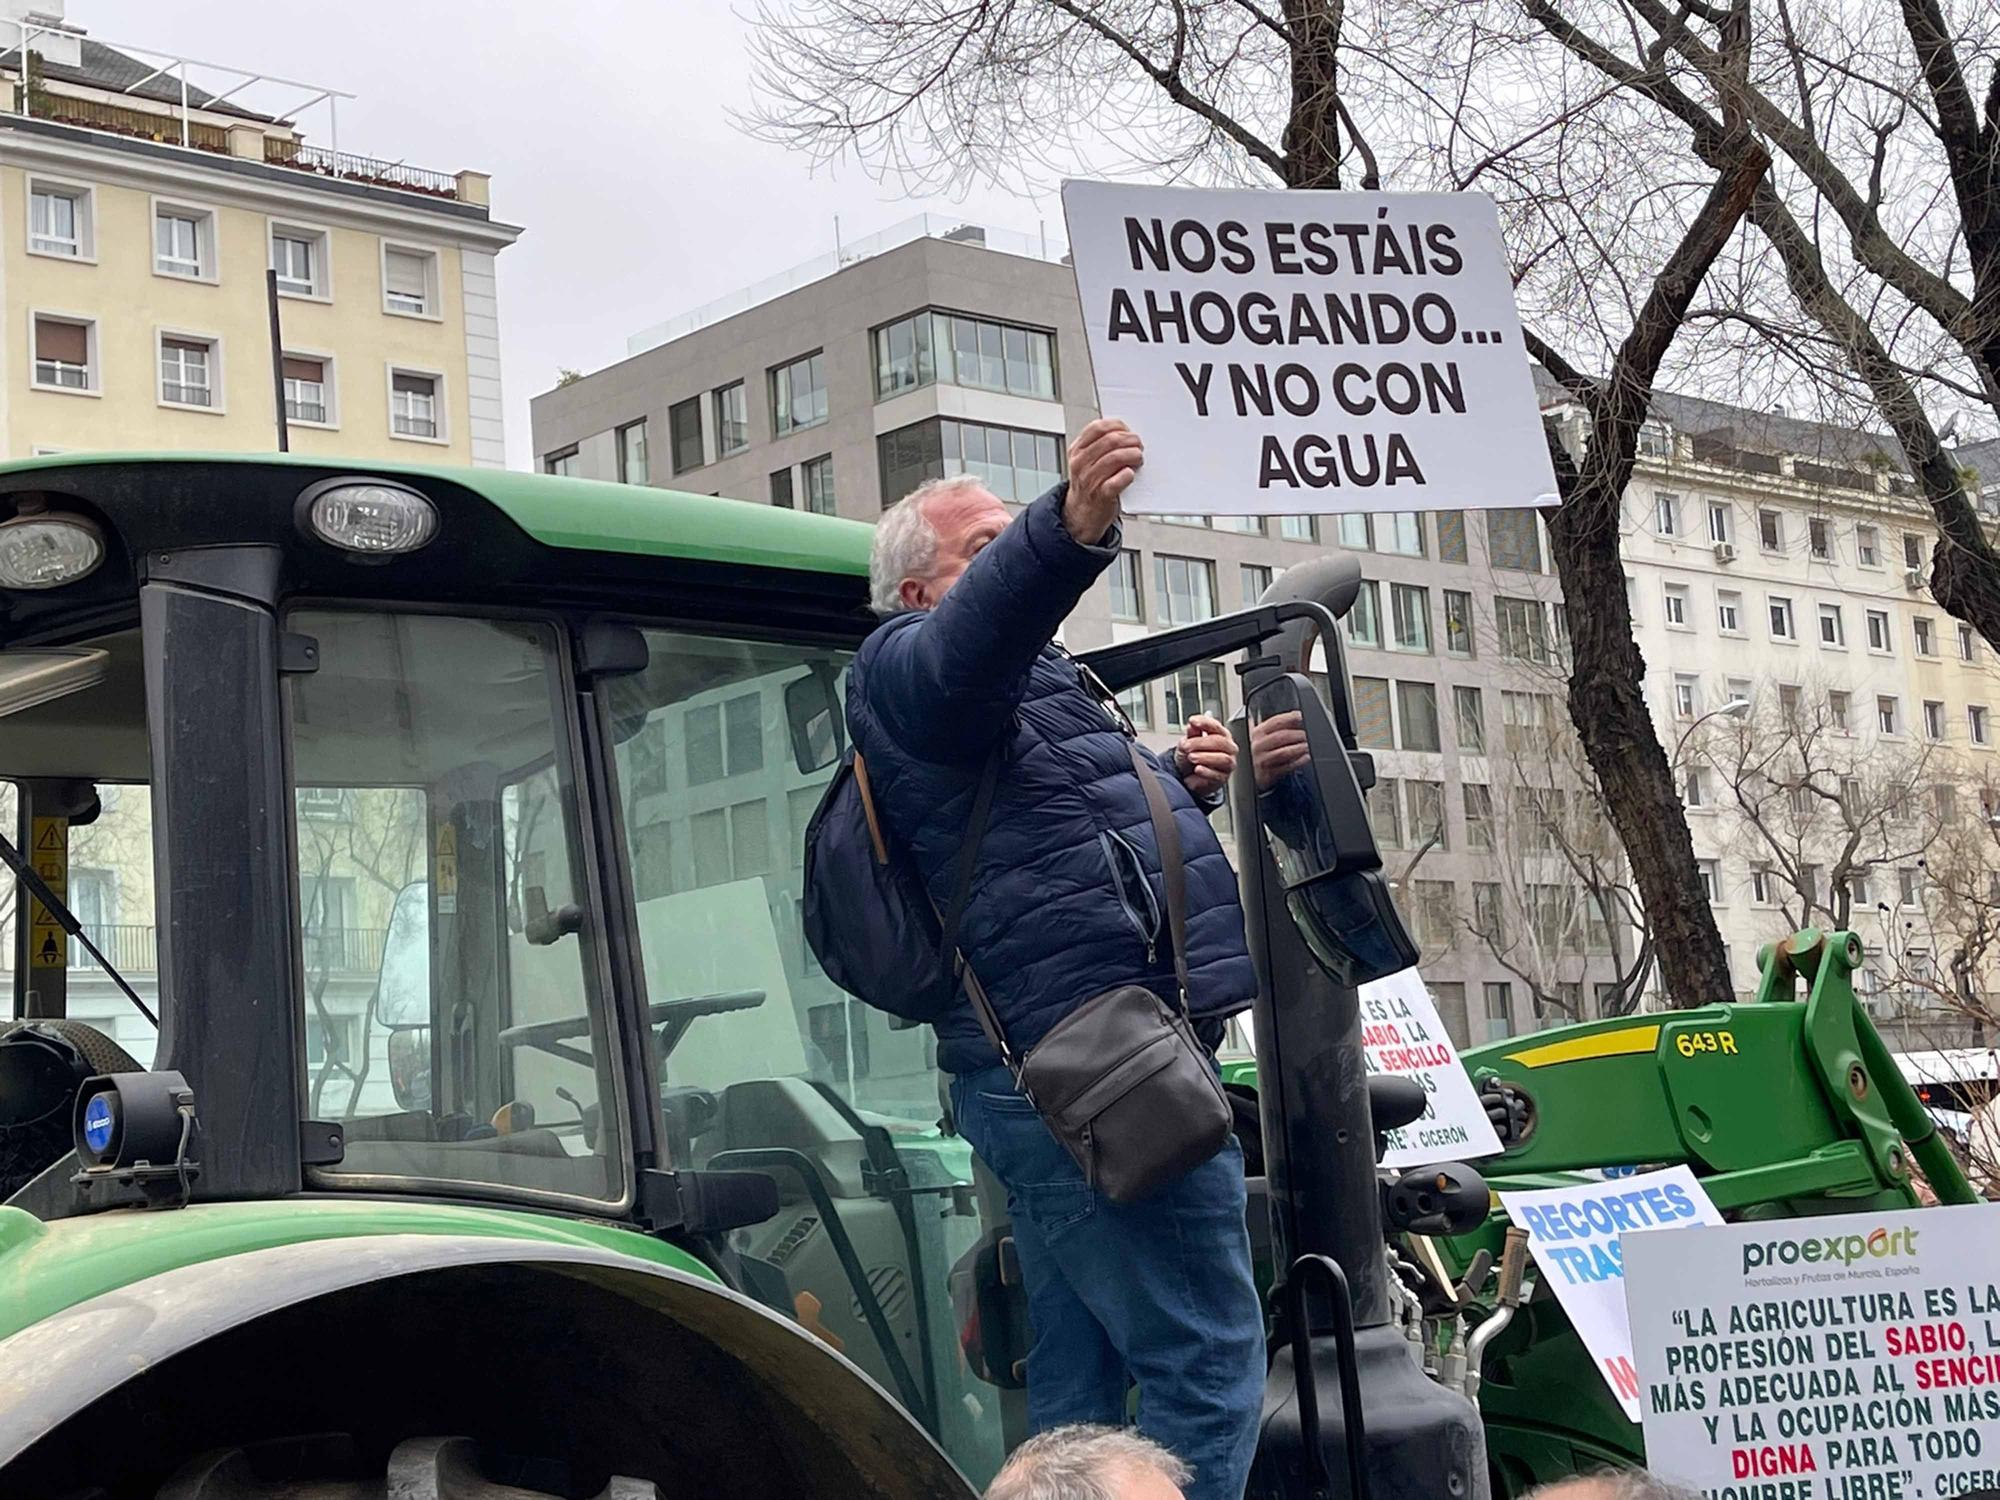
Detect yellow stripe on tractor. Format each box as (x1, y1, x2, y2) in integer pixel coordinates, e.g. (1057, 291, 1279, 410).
(1503, 1026, 1661, 1069)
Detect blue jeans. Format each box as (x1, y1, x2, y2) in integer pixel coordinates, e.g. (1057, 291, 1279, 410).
(950, 1064, 1265, 1500)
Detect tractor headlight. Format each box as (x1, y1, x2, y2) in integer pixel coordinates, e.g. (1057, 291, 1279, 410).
(301, 479, 437, 558)
(0, 503, 104, 590)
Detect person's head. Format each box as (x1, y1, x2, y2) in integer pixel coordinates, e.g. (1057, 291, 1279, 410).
(985, 1426, 1190, 1500)
(1527, 1468, 1704, 1500)
(870, 475, 1012, 615)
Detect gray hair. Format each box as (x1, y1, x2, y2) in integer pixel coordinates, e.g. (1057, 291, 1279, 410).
(869, 474, 988, 616)
(986, 1426, 1191, 1500)
(1525, 1469, 1704, 1500)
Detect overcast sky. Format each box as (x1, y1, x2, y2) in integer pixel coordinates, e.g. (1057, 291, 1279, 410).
(86, 0, 1072, 469)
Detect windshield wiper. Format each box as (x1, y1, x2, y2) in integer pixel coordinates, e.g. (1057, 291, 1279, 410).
(0, 828, 158, 1028)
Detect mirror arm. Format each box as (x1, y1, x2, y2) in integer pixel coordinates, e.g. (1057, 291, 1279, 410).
(1075, 600, 1340, 693)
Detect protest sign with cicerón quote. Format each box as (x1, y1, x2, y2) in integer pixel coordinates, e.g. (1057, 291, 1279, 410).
(1626, 1204, 2000, 1500)
(1060, 179, 1559, 517)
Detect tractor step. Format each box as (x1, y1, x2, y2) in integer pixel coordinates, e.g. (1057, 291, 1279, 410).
(154, 1435, 659, 1498)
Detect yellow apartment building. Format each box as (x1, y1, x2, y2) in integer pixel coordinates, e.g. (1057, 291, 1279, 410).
(0, 6, 519, 464)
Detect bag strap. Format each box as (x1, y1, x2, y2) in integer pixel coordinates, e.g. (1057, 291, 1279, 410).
(934, 746, 1013, 1069)
(1127, 740, 1195, 1016)
(852, 754, 890, 865)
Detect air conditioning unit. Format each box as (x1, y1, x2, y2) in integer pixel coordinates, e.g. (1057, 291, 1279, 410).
(1713, 542, 1737, 563)
(1904, 567, 1925, 591)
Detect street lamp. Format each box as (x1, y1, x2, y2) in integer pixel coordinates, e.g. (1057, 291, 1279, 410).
(1672, 696, 1752, 768)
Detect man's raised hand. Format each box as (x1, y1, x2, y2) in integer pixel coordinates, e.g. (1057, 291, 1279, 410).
(1064, 418, 1143, 544)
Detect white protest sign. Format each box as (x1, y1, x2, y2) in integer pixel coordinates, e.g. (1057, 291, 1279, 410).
(1627, 1204, 2000, 1500)
(1362, 968, 1504, 1170)
(1499, 1165, 1727, 1421)
(1061, 179, 1559, 516)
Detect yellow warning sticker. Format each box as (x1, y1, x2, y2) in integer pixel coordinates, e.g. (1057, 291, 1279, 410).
(434, 823, 459, 911)
(27, 816, 66, 968)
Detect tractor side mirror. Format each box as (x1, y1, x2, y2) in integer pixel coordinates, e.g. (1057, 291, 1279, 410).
(1250, 671, 1417, 987)
(784, 666, 845, 774)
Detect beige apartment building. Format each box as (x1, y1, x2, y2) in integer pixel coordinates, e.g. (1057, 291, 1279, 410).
(0, 4, 517, 464)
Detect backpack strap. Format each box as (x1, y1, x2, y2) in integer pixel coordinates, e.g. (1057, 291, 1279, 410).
(852, 753, 890, 865)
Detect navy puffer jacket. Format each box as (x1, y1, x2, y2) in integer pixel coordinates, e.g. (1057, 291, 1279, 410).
(848, 483, 1257, 1076)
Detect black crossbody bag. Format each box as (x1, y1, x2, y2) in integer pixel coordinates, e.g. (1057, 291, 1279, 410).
(938, 740, 1233, 1205)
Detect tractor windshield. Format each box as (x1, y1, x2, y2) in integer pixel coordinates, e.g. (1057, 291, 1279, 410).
(285, 608, 626, 1207)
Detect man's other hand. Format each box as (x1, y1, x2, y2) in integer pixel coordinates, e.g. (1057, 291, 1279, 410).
(1176, 714, 1236, 798)
(1065, 418, 1143, 544)
(1250, 710, 1310, 790)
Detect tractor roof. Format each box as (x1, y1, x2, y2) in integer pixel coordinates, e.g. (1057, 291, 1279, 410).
(0, 450, 874, 580)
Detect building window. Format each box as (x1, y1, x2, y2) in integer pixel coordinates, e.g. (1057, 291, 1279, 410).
(1214, 514, 1264, 536)
(1758, 509, 1783, 551)
(381, 244, 439, 317)
(389, 369, 441, 440)
(1698, 859, 1721, 902)
(1914, 616, 1937, 657)
(1768, 595, 1795, 641)
(1454, 685, 1485, 753)
(1828, 690, 1850, 732)
(1464, 783, 1494, 850)
(1345, 581, 1381, 648)
(1809, 516, 1831, 560)
(1436, 510, 1468, 563)
(1654, 491, 1680, 536)
(1482, 982, 1514, 1041)
(1496, 596, 1549, 662)
(282, 353, 331, 425)
(1778, 683, 1802, 722)
(1410, 879, 1458, 949)
(873, 310, 1056, 401)
(686, 692, 764, 785)
(31, 314, 94, 392)
(1351, 677, 1393, 749)
(1904, 533, 1925, 570)
(1443, 590, 1475, 656)
(1960, 624, 1978, 661)
(1751, 867, 1773, 904)
(545, 448, 579, 477)
(1395, 681, 1441, 752)
(270, 223, 329, 298)
(1337, 514, 1373, 550)
(1279, 515, 1317, 542)
(1638, 419, 1673, 458)
(1899, 868, 1923, 908)
(1110, 551, 1144, 621)
(1726, 676, 1753, 705)
(1241, 562, 1273, 605)
(1485, 508, 1543, 572)
(28, 178, 91, 259)
(1971, 705, 1989, 746)
(1856, 525, 1880, 566)
(154, 202, 214, 279)
(1877, 695, 1899, 735)
(1116, 683, 1152, 731)
(619, 420, 650, 485)
(1663, 583, 1690, 627)
(1716, 590, 1742, 633)
(713, 381, 748, 456)
(1407, 780, 1448, 849)
(876, 418, 1062, 506)
(1818, 603, 1844, 647)
(1366, 777, 1403, 848)
(1674, 674, 1698, 719)
(1936, 785, 1956, 822)
(1707, 501, 1731, 544)
(1923, 700, 1945, 741)
(1380, 512, 1425, 556)
(1500, 690, 1550, 752)
(158, 334, 217, 409)
(669, 397, 703, 474)
(1164, 663, 1226, 724)
(1389, 584, 1431, 653)
(770, 351, 828, 435)
(1866, 609, 1892, 652)
(1849, 871, 1872, 909)
(769, 467, 794, 509)
(1155, 554, 1217, 625)
(802, 455, 836, 515)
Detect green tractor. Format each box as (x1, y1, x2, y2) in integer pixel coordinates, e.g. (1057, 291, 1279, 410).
(0, 452, 1971, 1500)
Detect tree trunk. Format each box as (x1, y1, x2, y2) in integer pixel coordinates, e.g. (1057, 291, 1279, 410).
(1281, 0, 1343, 188)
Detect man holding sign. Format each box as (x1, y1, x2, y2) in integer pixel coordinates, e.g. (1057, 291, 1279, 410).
(850, 419, 1266, 1500)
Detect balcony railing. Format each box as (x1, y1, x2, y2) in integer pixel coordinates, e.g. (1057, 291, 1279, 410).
(263, 138, 460, 199)
(27, 89, 231, 154)
(1, 925, 386, 976)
